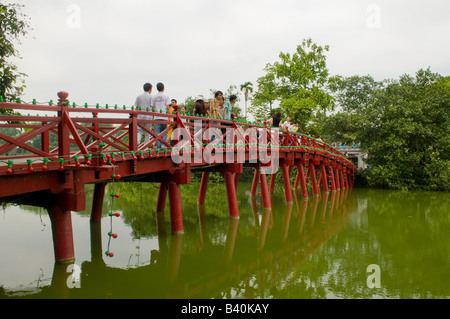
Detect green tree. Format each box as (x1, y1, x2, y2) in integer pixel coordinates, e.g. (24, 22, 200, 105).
(0, 2, 30, 107)
(322, 69, 450, 191)
(180, 96, 196, 114)
(250, 38, 333, 129)
(249, 71, 278, 121)
(240, 81, 253, 119)
(321, 74, 385, 144)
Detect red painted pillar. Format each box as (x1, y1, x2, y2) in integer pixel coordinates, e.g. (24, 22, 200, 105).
(309, 162, 319, 196)
(91, 183, 106, 223)
(224, 171, 239, 219)
(251, 168, 260, 196)
(48, 206, 75, 263)
(156, 182, 167, 213)
(259, 171, 271, 209)
(198, 172, 209, 205)
(234, 172, 240, 191)
(340, 170, 345, 189)
(321, 164, 329, 193)
(335, 167, 341, 190)
(294, 167, 300, 190)
(346, 171, 351, 188)
(329, 166, 336, 191)
(269, 173, 276, 193)
(168, 181, 184, 234)
(298, 164, 308, 199)
(281, 164, 293, 203)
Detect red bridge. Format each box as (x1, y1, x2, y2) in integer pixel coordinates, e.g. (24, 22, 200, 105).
(0, 92, 357, 263)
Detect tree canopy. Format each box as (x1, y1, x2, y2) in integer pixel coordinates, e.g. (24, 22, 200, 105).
(322, 69, 450, 191)
(0, 2, 30, 104)
(250, 38, 333, 127)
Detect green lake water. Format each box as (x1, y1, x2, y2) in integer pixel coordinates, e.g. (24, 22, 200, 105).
(0, 181, 448, 299)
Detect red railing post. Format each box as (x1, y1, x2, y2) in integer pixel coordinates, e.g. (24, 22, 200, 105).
(57, 92, 70, 159)
(129, 110, 138, 151)
(41, 120, 49, 153)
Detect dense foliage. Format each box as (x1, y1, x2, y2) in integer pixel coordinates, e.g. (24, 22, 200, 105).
(250, 38, 333, 126)
(322, 69, 450, 191)
(0, 3, 30, 105)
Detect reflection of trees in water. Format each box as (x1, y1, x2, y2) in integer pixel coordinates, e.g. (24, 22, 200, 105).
(292, 189, 450, 299)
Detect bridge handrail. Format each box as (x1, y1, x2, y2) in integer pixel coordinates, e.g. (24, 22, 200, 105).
(0, 94, 356, 173)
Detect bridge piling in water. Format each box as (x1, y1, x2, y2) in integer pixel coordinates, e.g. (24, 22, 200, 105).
(198, 172, 209, 205)
(168, 181, 184, 234)
(91, 182, 107, 223)
(47, 205, 75, 263)
(156, 182, 168, 213)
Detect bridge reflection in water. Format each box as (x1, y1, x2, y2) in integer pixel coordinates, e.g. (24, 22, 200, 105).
(40, 187, 355, 299)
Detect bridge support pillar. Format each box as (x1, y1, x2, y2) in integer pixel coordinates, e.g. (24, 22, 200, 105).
(48, 206, 75, 263)
(281, 164, 293, 203)
(91, 182, 106, 223)
(220, 164, 242, 219)
(251, 169, 260, 196)
(297, 164, 309, 199)
(156, 182, 168, 213)
(269, 172, 276, 193)
(340, 169, 346, 189)
(335, 167, 340, 190)
(168, 181, 184, 234)
(309, 162, 319, 196)
(224, 172, 239, 219)
(198, 172, 209, 205)
(259, 170, 271, 210)
(234, 172, 240, 191)
(329, 166, 336, 191)
(321, 164, 329, 193)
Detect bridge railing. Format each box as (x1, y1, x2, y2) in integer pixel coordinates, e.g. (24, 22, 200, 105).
(0, 92, 355, 174)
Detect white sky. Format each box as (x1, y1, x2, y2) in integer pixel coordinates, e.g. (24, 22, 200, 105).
(10, 0, 450, 112)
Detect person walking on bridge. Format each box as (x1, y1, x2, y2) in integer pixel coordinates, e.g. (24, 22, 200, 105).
(135, 83, 153, 148)
(151, 82, 171, 148)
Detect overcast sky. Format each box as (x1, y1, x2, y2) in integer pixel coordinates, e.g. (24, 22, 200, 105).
(11, 0, 450, 113)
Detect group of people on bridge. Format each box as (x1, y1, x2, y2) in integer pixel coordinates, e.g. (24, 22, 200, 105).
(135, 83, 237, 149)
